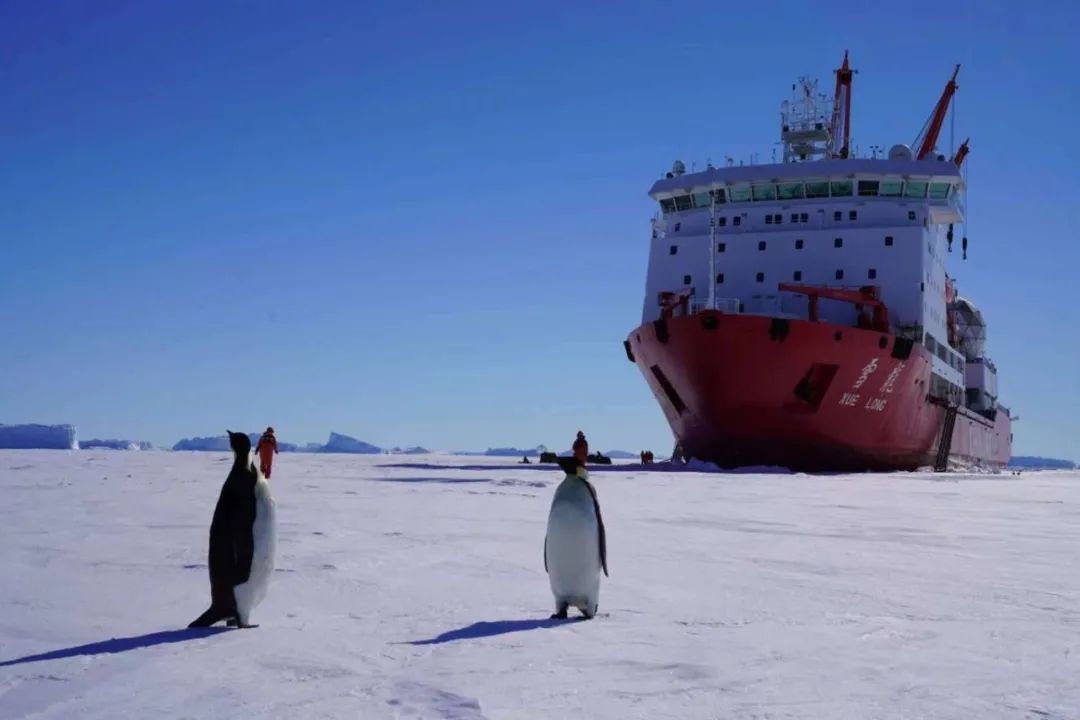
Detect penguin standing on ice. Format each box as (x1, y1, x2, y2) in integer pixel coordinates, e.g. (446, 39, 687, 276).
(189, 430, 276, 628)
(544, 456, 608, 619)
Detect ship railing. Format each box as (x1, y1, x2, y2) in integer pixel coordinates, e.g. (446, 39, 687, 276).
(689, 297, 742, 314)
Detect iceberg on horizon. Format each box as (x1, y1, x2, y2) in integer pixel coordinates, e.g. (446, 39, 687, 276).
(81, 439, 153, 451)
(0, 424, 78, 450)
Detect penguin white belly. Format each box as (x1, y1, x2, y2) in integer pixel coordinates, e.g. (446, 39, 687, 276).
(234, 477, 276, 625)
(546, 483, 602, 611)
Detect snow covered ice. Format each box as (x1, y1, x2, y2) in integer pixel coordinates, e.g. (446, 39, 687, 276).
(1, 451, 1079, 719)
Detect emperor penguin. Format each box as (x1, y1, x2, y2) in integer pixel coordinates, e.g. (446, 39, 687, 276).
(189, 430, 276, 628)
(544, 456, 608, 619)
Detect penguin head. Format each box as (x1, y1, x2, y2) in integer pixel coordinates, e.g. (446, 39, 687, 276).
(556, 455, 587, 478)
(226, 430, 251, 456)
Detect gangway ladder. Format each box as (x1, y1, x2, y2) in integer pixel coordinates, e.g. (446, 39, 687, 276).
(934, 405, 959, 472)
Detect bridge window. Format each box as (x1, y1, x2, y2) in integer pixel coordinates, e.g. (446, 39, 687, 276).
(800, 212, 808, 222)
(660, 199, 676, 213)
(795, 239, 804, 249)
(833, 210, 842, 221)
(778, 182, 805, 200)
(831, 180, 853, 196)
(765, 215, 773, 225)
(790, 213, 799, 223)
(716, 216, 727, 226)
(793, 271, 802, 281)
(857, 180, 879, 197)
(904, 181, 928, 198)
(806, 181, 830, 198)
(669, 245, 678, 255)
(835, 269, 844, 280)
(729, 184, 752, 202)
(878, 180, 903, 197)
(929, 182, 951, 200)
(711, 188, 727, 204)
(674, 195, 692, 211)
(908, 211, 917, 221)
(693, 191, 711, 207)
(756, 272, 765, 283)
(752, 184, 777, 201)
(868, 268, 877, 279)
(733, 216, 742, 226)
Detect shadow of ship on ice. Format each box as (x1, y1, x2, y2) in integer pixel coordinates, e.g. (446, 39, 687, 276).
(408, 618, 585, 646)
(0, 628, 229, 667)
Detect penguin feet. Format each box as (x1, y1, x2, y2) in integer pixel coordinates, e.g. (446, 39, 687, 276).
(189, 606, 227, 628)
(550, 603, 569, 620)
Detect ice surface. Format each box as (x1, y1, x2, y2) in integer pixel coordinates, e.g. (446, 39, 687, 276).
(1, 451, 1079, 718)
(0, 423, 77, 450)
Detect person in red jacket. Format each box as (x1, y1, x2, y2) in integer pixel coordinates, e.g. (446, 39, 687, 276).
(573, 430, 588, 465)
(255, 427, 278, 478)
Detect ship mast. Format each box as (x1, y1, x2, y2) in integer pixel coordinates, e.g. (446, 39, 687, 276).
(780, 77, 832, 163)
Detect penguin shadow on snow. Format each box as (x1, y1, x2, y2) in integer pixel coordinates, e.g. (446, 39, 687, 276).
(407, 617, 587, 645)
(0, 628, 230, 668)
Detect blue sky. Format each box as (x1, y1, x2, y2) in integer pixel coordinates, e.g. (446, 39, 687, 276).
(1, 1, 1077, 456)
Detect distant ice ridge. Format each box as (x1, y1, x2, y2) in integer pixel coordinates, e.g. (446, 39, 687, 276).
(482, 446, 547, 457)
(1009, 456, 1077, 470)
(0, 424, 77, 450)
(319, 432, 382, 454)
(172, 431, 383, 454)
(81, 439, 153, 451)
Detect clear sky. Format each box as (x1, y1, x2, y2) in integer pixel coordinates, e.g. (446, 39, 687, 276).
(2, 1, 1077, 457)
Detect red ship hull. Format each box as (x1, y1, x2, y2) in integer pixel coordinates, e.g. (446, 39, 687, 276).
(626, 311, 1011, 472)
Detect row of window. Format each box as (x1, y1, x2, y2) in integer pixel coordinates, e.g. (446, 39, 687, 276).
(659, 180, 954, 214)
(668, 235, 896, 256)
(682, 268, 881, 285)
(764, 212, 813, 225)
(673, 210, 917, 231)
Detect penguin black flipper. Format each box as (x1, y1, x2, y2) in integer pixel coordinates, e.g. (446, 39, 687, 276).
(543, 535, 548, 573)
(582, 478, 608, 577)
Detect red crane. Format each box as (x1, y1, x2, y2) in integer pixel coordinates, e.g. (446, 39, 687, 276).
(914, 65, 961, 161)
(952, 138, 970, 168)
(829, 51, 855, 159)
(779, 283, 891, 333)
